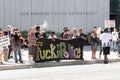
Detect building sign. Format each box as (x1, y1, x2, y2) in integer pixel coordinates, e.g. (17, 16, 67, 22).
(35, 38, 82, 62)
(20, 11, 98, 16)
(105, 20, 115, 28)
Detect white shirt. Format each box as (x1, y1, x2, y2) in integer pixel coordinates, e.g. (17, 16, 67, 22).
(48, 35, 57, 39)
(100, 33, 112, 47)
(112, 31, 118, 41)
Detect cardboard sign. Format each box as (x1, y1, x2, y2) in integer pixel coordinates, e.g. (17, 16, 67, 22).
(0, 36, 10, 49)
(105, 20, 115, 28)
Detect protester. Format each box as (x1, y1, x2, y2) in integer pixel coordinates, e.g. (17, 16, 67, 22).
(48, 31, 57, 39)
(0, 28, 4, 64)
(12, 28, 23, 63)
(35, 26, 40, 39)
(100, 28, 112, 64)
(2, 31, 9, 62)
(71, 28, 78, 39)
(28, 26, 37, 63)
(99, 30, 104, 59)
(6, 25, 14, 59)
(63, 27, 71, 39)
(111, 28, 118, 52)
(60, 27, 67, 39)
(90, 27, 99, 60)
(117, 39, 120, 57)
(78, 28, 87, 60)
(61, 27, 70, 39)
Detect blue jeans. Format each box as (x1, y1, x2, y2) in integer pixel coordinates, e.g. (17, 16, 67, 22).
(14, 45, 22, 63)
(112, 41, 117, 51)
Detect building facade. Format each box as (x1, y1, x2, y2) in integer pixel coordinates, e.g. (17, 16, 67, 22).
(0, 0, 109, 33)
(110, 0, 120, 30)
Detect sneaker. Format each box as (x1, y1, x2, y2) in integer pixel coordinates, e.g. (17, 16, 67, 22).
(15, 61, 18, 63)
(80, 58, 84, 60)
(92, 57, 98, 60)
(104, 61, 108, 64)
(19, 61, 23, 63)
(0, 62, 4, 65)
(30, 61, 35, 65)
(10, 56, 13, 58)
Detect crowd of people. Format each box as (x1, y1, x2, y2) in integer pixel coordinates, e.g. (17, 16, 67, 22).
(0, 25, 120, 64)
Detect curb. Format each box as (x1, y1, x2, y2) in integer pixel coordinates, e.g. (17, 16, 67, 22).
(0, 59, 120, 70)
(32, 59, 120, 68)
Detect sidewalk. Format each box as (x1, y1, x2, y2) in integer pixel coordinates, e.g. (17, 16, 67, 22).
(0, 46, 120, 70)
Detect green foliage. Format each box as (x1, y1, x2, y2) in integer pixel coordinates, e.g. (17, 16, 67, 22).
(20, 30, 28, 39)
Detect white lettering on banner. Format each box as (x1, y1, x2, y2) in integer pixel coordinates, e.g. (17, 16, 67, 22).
(0, 36, 10, 48)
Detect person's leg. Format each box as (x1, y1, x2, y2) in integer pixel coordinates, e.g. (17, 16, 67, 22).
(112, 41, 114, 49)
(32, 46, 37, 61)
(0, 52, 2, 63)
(103, 47, 110, 64)
(28, 46, 33, 62)
(113, 41, 116, 51)
(14, 45, 18, 63)
(114, 41, 117, 51)
(92, 46, 97, 59)
(104, 54, 108, 64)
(80, 46, 84, 60)
(4, 52, 7, 62)
(8, 45, 12, 59)
(99, 43, 102, 59)
(17, 46, 23, 63)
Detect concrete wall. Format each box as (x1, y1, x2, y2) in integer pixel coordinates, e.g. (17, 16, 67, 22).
(0, 0, 110, 33)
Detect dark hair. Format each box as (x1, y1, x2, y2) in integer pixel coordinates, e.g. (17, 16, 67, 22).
(51, 32, 55, 35)
(101, 31, 104, 34)
(14, 34, 20, 42)
(0, 28, 2, 31)
(3, 31, 8, 36)
(104, 28, 108, 32)
(94, 26, 96, 28)
(36, 26, 40, 30)
(63, 27, 68, 31)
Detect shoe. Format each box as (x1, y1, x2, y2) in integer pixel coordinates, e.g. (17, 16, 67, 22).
(15, 61, 18, 63)
(80, 58, 84, 60)
(104, 61, 108, 64)
(56, 60, 60, 62)
(10, 56, 13, 58)
(92, 57, 98, 60)
(0, 62, 3, 65)
(30, 61, 35, 65)
(19, 61, 23, 63)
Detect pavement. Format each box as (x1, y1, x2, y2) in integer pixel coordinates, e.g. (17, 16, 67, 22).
(0, 46, 120, 70)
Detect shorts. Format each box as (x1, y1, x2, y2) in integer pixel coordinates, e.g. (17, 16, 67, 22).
(103, 47, 110, 55)
(91, 42, 98, 47)
(29, 46, 37, 55)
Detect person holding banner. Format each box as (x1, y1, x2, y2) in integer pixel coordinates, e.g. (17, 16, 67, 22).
(78, 28, 87, 60)
(6, 25, 14, 59)
(0, 28, 4, 64)
(2, 31, 9, 62)
(71, 28, 78, 39)
(48, 31, 57, 39)
(28, 26, 37, 63)
(61, 27, 71, 39)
